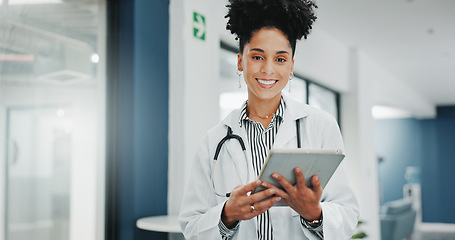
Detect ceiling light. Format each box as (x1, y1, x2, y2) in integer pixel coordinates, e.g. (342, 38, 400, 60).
(57, 109, 65, 117)
(1, 0, 62, 5)
(372, 105, 412, 119)
(0, 54, 35, 62)
(91, 53, 99, 63)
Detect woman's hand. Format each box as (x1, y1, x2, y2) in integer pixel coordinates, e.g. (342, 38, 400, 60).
(261, 167, 322, 221)
(222, 180, 282, 228)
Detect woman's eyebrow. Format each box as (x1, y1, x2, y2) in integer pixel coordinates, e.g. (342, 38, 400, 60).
(251, 48, 264, 53)
(250, 48, 289, 55)
(276, 50, 290, 55)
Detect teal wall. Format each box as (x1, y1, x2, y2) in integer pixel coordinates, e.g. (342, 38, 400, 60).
(107, 0, 170, 239)
(374, 106, 455, 223)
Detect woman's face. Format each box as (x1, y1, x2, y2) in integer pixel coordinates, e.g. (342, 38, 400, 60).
(238, 28, 294, 103)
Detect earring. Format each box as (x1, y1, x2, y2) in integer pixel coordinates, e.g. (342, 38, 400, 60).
(237, 70, 242, 88)
(288, 72, 294, 93)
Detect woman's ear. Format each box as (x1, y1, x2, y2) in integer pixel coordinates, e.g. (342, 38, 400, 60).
(237, 53, 243, 72)
(290, 59, 295, 74)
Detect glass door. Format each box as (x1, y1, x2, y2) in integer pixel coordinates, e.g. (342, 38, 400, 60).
(0, 0, 106, 239)
(6, 106, 72, 240)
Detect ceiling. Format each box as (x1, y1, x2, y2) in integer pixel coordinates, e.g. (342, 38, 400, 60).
(0, 0, 98, 85)
(314, 0, 455, 106)
(2, 0, 453, 106)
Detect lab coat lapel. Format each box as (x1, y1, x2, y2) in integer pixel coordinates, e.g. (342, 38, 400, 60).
(274, 110, 297, 148)
(221, 110, 256, 184)
(274, 95, 309, 148)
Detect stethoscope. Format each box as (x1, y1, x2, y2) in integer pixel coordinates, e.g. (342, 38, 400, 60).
(211, 119, 301, 197)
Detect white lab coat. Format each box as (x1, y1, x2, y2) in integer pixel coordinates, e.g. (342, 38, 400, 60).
(179, 96, 359, 240)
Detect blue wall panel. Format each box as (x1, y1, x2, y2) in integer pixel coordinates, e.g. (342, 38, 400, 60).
(374, 119, 422, 203)
(419, 120, 441, 223)
(435, 109, 455, 223)
(133, 0, 169, 239)
(116, 0, 135, 239)
(375, 106, 455, 223)
(114, 0, 169, 239)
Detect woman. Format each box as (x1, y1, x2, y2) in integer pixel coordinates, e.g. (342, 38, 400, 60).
(179, 0, 359, 239)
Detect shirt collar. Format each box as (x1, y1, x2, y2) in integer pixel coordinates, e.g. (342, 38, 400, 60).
(239, 96, 286, 127)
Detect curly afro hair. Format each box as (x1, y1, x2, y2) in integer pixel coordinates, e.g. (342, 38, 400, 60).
(225, 0, 317, 56)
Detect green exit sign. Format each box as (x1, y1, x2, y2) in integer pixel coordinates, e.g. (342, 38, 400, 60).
(193, 11, 206, 41)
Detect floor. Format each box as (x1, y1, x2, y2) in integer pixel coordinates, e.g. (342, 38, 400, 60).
(413, 231, 455, 240)
(411, 224, 455, 240)
(169, 223, 455, 240)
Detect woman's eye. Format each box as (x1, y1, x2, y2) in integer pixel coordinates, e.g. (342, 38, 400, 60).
(276, 58, 286, 63)
(252, 56, 263, 60)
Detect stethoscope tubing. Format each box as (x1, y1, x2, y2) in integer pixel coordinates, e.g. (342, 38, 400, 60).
(211, 119, 301, 197)
(211, 150, 249, 197)
(214, 127, 246, 160)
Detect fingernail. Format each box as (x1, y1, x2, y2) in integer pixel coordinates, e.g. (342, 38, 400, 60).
(314, 176, 319, 181)
(269, 189, 275, 194)
(295, 167, 301, 173)
(275, 197, 282, 201)
(256, 180, 261, 184)
(262, 182, 268, 187)
(272, 173, 278, 178)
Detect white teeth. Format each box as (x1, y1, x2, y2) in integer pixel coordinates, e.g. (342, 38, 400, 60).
(257, 79, 276, 85)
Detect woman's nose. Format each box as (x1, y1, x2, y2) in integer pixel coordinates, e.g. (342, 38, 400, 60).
(261, 59, 274, 75)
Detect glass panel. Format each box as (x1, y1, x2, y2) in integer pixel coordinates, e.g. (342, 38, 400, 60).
(282, 76, 307, 104)
(0, 1, 105, 240)
(6, 107, 72, 240)
(219, 92, 248, 120)
(308, 84, 338, 120)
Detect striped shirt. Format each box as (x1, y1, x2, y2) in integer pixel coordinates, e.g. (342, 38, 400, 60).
(240, 99, 285, 240)
(219, 97, 324, 239)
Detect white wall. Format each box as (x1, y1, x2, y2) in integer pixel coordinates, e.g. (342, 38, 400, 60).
(294, 28, 350, 92)
(341, 49, 382, 239)
(294, 33, 383, 239)
(370, 60, 436, 119)
(168, 0, 221, 215)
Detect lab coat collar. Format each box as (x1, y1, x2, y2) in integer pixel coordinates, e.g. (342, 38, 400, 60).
(220, 108, 255, 181)
(281, 94, 310, 121)
(220, 94, 310, 151)
(220, 94, 309, 128)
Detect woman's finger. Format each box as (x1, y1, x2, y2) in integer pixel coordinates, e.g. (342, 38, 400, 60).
(234, 180, 262, 196)
(248, 195, 282, 216)
(294, 167, 307, 191)
(272, 172, 295, 194)
(260, 181, 290, 200)
(248, 187, 278, 204)
(311, 175, 322, 194)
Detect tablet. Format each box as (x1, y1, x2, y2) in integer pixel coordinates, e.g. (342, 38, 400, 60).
(254, 149, 344, 198)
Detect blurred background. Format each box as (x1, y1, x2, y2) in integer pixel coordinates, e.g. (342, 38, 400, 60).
(0, 0, 105, 240)
(0, 0, 454, 240)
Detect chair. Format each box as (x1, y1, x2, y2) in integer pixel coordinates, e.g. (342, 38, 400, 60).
(380, 198, 417, 240)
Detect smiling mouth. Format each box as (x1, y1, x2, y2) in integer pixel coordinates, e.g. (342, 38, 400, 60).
(257, 79, 278, 85)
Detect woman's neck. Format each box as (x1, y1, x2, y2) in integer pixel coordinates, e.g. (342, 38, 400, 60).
(247, 94, 281, 128)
